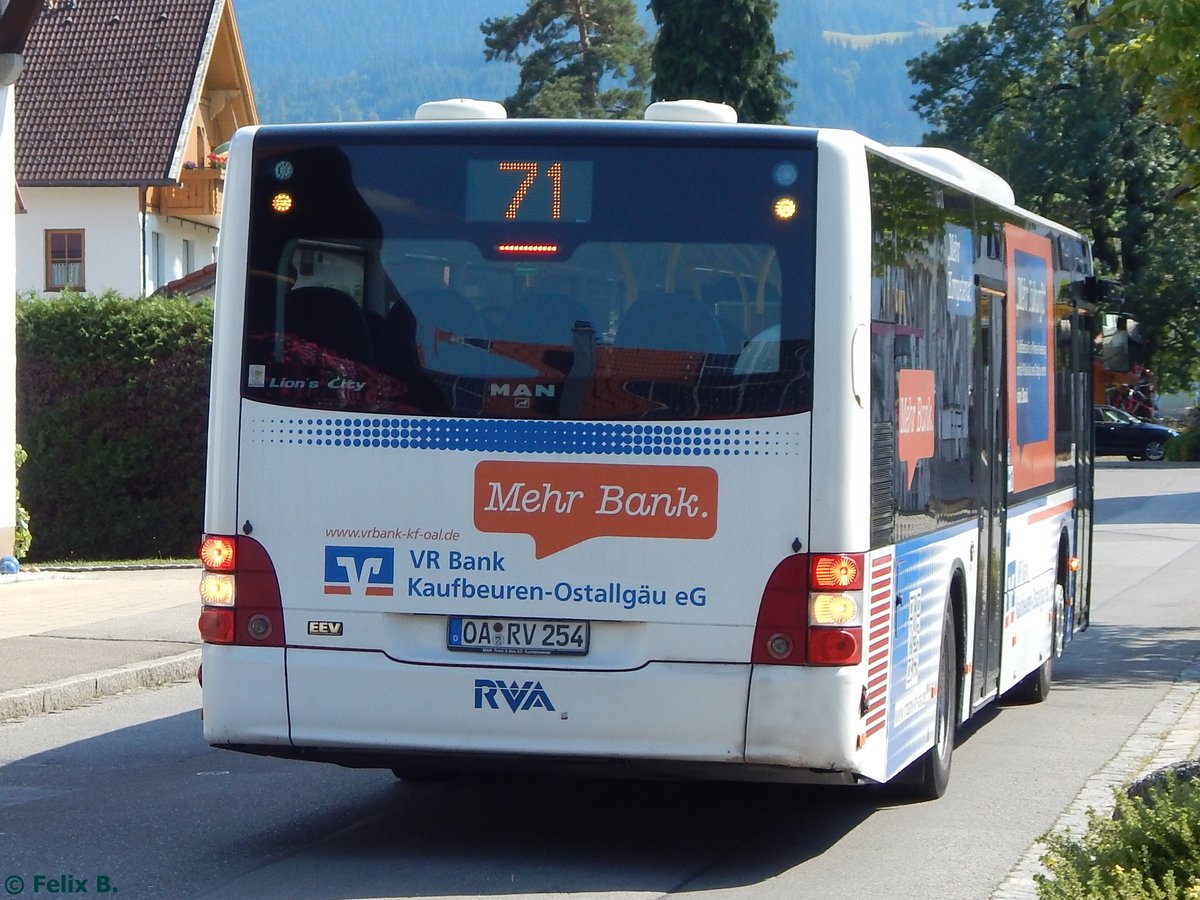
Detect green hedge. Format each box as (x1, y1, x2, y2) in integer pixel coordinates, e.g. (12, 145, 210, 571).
(14, 443, 30, 558)
(1166, 429, 1200, 462)
(15, 292, 213, 561)
(1038, 773, 1200, 899)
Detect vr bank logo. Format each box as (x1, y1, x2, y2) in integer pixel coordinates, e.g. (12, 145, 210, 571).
(474, 679, 556, 712)
(324, 545, 395, 597)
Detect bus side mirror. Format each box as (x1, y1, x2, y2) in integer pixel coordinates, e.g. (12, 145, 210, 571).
(1086, 275, 1119, 303)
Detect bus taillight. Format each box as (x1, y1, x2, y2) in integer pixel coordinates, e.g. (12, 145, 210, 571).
(807, 628, 861, 666)
(200, 535, 236, 571)
(752, 554, 809, 665)
(198, 607, 235, 644)
(198, 535, 285, 647)
(752, 553, 865, 667)
(807, 553, 864, 666)
(811, 554, 863, 590)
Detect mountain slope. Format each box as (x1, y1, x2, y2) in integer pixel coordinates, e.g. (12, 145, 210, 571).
(232, 0, 980, 143)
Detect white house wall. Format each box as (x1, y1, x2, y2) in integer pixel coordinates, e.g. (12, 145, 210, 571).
(148, 213, 219, 293)
(16, 186, 144, 297)
(14, 188, 219, 297)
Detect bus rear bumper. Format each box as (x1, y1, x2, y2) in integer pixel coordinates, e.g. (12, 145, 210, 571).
(202, 647, 870, 783)
(201, 644, 290, 745)
(745, 664, 864, 771)
(282, 648, 750, 764)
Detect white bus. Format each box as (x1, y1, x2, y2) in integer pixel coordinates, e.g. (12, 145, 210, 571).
(199, 99, 1097, 799)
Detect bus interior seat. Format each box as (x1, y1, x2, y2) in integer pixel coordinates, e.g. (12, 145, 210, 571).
(715, 315, 747, 352)
(386, 288, 490, 375)
(363, 309, 385, 353)
(614, 291, 727, 353)
(703, 279, 748, 348)
(283, 285, 373, 364)
(495, 292, 593, 346)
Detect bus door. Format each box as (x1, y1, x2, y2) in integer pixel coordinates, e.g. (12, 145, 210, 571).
(1073, 308, 1096, 629)
(971, 280, 1007, 706)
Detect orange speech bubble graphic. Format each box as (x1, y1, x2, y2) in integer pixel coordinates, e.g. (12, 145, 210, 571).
(897, 369, 936, 489)
(474, 461, 718, 558)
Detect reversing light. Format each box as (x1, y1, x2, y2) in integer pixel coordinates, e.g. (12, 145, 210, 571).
(812, 554, 862, 590)
(811, 593, 859, 625)
(271, 192, 294, 213)
(199, 573, 235, 607)
(200, 536, 236, 571)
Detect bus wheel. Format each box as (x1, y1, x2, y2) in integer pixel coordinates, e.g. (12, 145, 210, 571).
(1007, 581, 1062, 704)
(897, 604, 957, 801)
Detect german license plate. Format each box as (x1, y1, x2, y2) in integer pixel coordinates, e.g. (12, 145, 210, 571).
(447, 616, 589, 655)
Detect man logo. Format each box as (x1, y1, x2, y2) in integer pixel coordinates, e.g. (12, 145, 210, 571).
(474, 679, 556, 712)
(324, 545, 395, 596)
(488, 383, 557, 398)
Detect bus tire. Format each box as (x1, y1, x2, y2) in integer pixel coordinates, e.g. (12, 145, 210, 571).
(1009, 654, 1052, 703)
(1007, 580, 1063, 704)
(896, 604, 957, 801)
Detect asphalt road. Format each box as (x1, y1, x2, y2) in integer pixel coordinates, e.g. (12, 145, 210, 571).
(1, 461, 1198, 900)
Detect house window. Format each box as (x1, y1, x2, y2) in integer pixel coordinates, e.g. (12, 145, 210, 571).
(45, 229, 84, 291)
(183, 238, 194, 274)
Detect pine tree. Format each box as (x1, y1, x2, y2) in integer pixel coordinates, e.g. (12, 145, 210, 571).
(481, 0, 650, 119)
(649, 0, 795, 124)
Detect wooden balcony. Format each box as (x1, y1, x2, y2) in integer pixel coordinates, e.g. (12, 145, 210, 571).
(160, 167, 224, 218)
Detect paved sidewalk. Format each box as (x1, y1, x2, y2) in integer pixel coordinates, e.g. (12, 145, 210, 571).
(0, 568, 200, 721)
(2, 557, 1200, 899)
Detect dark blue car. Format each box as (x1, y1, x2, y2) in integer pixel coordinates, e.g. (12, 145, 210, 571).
(1094, 405, 1179, 461)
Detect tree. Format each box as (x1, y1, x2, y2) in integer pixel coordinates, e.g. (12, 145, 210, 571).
(648, 0, 795, 125)
(481, 0, 650, 119)
(908, 0, 1200, 391)
(1084, 0, 1200, 198)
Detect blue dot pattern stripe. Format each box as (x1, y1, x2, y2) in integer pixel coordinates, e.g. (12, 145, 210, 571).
(251, 417, 799, 457)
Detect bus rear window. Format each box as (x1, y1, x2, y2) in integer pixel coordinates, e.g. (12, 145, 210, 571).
(241, 139, 815, 421)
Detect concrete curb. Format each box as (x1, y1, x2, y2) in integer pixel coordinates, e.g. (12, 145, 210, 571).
(0, 649, 201, 723)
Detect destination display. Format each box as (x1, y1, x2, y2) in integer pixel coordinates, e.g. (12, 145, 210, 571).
(465, 159, 593, 223)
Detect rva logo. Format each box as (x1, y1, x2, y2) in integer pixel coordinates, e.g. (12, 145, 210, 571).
(474, 679, 556, 712)
(324, 545, 395, 597)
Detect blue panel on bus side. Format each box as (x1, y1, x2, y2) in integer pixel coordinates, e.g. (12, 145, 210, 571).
(884, 524, 972, 779)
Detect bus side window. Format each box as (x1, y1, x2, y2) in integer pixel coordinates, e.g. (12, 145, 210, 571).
(283, 285, 373, 364)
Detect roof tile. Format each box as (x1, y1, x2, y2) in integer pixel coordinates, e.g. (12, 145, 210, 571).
(15, 0, 219, 185)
